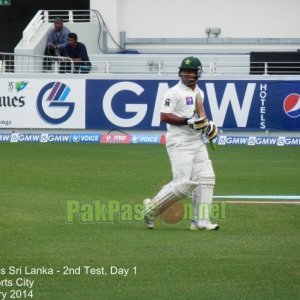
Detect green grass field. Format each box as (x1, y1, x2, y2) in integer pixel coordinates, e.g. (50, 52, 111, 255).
(0, 143, 299, 299)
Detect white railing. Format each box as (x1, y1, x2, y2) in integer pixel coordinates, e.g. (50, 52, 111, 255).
(0, 52, 74, 74)
(2, 52, 300, 75)
(22, 10, 99, 45)
(22, 11, 45, 44)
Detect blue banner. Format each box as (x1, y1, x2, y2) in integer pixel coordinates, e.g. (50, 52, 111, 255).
(70, 133, 101, 143)
(85, 80, 172, 130)
(85, 79, 300, 131)
(202, 80, 300, 131)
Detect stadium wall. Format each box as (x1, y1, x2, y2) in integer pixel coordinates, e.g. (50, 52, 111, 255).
(90, 0, 300, 51)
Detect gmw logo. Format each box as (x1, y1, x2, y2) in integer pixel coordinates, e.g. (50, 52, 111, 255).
(37, 82, 75, 124)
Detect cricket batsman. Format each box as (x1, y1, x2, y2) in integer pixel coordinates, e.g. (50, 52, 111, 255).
(143, 56, 219, 230)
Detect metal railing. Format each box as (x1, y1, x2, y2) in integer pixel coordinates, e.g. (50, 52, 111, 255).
(22, 10, 99, 45)
(0, 52, 74, 74)
(2, 52, 300, 75)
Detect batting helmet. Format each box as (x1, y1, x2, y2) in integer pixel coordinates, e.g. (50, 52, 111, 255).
(179, 56, 203, 86)
(179, 56, 202, 71)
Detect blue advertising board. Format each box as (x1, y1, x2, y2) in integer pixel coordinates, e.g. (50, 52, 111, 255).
(85, 79, 300, 131)
(86, 80, 172, 130)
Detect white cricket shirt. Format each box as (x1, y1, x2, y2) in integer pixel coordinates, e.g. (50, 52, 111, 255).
(160, 81, 205, 145)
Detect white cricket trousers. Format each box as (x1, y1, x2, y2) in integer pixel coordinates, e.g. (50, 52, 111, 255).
(166, 139, 216, 222)
(166, 139, 215, 185)
(148, 138, 215, 222)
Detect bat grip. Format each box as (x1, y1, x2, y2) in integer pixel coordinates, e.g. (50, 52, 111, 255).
(209, 139, 216, 150)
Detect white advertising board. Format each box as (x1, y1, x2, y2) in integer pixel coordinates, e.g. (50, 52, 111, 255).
(0, 78, 85, 128)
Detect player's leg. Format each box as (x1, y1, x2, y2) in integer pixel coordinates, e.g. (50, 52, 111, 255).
(143, 180, 198, 229)
(190, 146, 219, 230)
(143, 143, 198, 229)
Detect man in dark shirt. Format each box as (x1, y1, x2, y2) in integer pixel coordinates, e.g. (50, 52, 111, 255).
(60, 32, 92, 74)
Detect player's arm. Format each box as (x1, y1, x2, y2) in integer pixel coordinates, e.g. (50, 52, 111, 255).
(160, 93, 189, 125)
(160, 112, 188, 125)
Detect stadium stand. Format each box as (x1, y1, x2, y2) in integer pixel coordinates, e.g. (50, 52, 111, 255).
(5, 9, 300, 75)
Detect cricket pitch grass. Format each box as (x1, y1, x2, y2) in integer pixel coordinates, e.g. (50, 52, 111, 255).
(0, 143, 299, 299)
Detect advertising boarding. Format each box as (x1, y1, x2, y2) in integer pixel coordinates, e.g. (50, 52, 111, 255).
(0, 79, 85, 128)
(1, 77, 299, 131)
(85, 79, 300, 131)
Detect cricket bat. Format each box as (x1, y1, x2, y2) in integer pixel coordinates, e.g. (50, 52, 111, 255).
(195, 92, 216, 150)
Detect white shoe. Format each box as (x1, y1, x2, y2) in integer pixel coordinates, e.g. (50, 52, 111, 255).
(199, 221, 219, 230)
(190, 220, 219, 231)
(143, 199, 155, 229)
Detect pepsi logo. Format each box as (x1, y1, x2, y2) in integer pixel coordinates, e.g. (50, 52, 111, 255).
(283, 93, 300, 118)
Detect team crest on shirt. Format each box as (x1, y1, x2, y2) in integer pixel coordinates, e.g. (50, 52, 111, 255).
(186, 97, 193, 105)
(164, 98, 170, 106)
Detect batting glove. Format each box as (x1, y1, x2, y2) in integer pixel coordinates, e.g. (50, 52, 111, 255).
(205, 120, 218, 140)
(187, 116, 209, 131)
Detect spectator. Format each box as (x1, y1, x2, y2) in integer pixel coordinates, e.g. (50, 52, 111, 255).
(43, 17, 70, 71)
(60, 32, 92, 74)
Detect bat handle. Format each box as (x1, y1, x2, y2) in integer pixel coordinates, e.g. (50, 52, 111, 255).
(209, 139, 216, 150)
